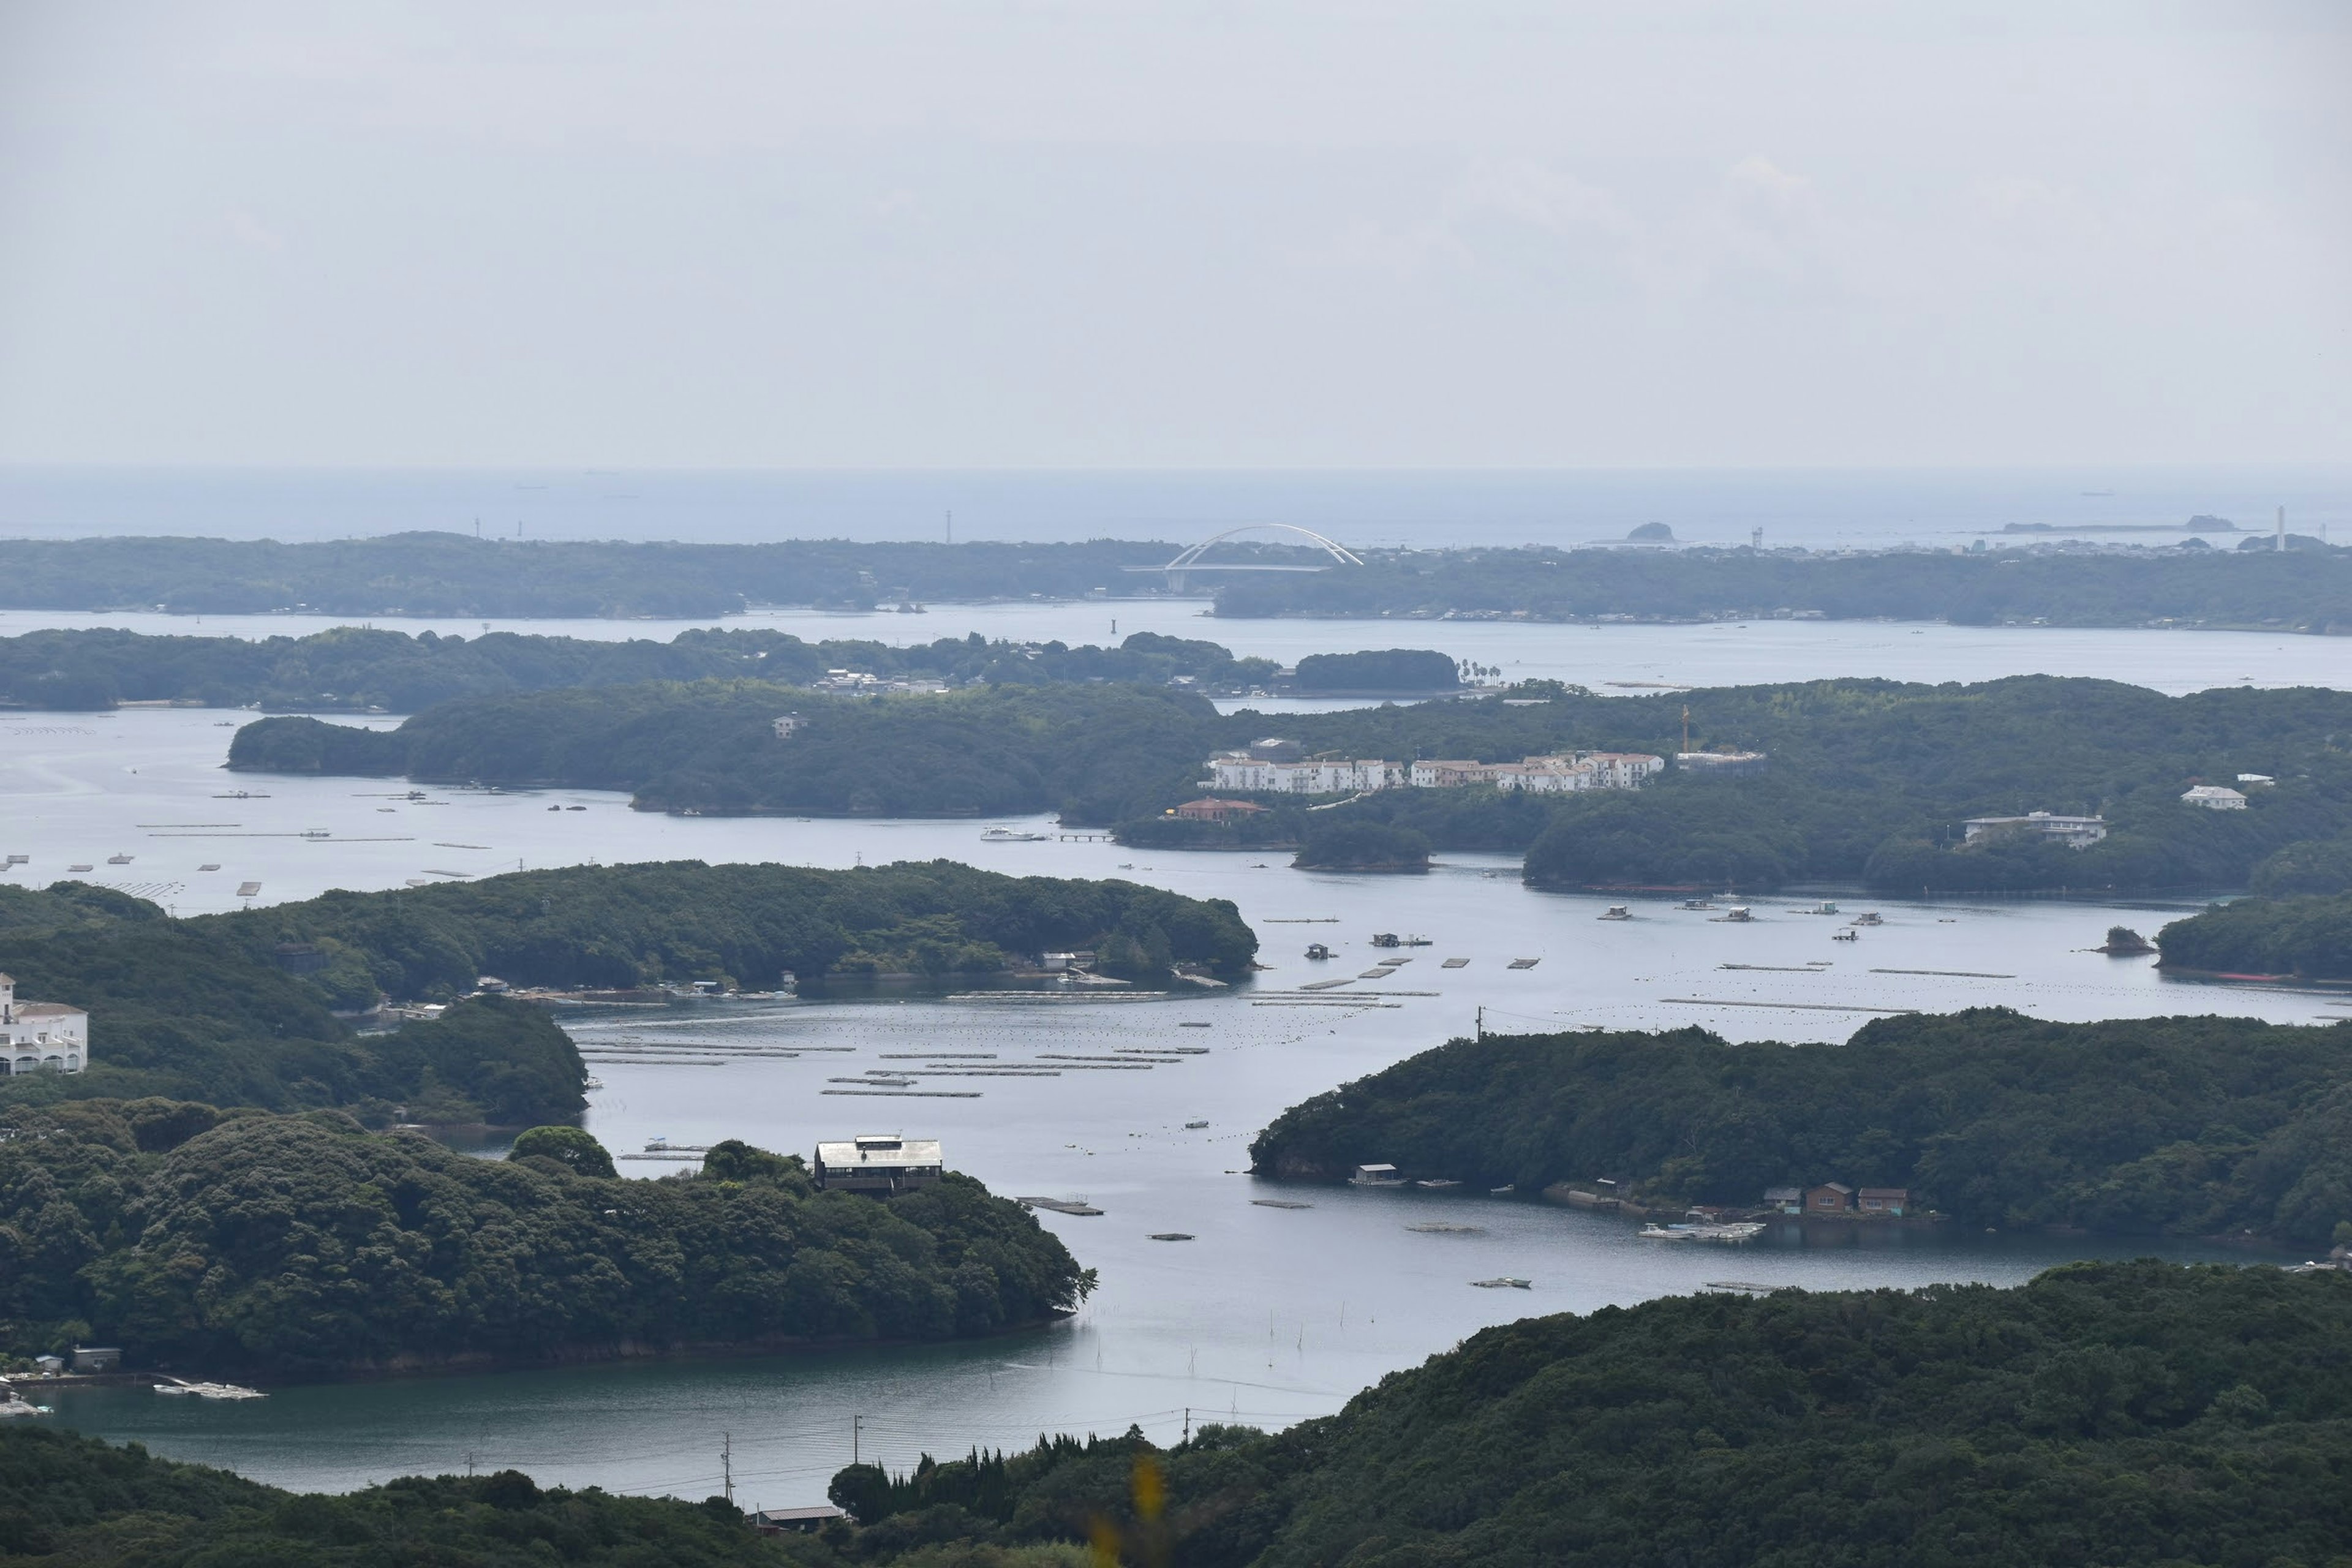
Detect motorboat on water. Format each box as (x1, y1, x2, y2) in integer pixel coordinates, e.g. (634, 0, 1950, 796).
(1598, 905, 1632, 921)
(981, 826, 1051, 842)
(1804, 902, 1840, 916)
(1638, 1221, 1767, 1242)
(1305, 943, 1333, 960)
(1850, 911, 1884, 926)
(1713, 906, 1755, 923)
(1678, 897, 1714, 910)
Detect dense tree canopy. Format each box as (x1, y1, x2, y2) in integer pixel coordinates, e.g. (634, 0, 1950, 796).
(841, 1264, 2352, 1568)
(1249, 1009, 2352, 1246)
(0, 624, 1283, 712)
(2157, 894, 2352, 979)
(0, 861, 1253, 1120)
(0, 881, 584, 1124)
(232, 674, 2352, 892)
(0, 1105, 1086, 1374)
(1213, 539, 2352, 631)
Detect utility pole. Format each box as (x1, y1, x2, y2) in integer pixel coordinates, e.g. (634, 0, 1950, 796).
(853, 1414, 862, 1466)
(466, 1450, 478, 1477)
(1476, 1005, 1485, 1041)
(1182, 1407, 1191, 1444)
(722, 1433, 733, 1504)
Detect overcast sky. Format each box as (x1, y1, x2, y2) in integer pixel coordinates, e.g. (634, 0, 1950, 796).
(0, 1, 2345, 470)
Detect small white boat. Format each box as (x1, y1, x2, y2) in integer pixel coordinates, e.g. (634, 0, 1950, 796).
(1804, 902, 1840, 916)
(0, 1396, 52, 1419)
(1415, 1178, 1462, 1189)
(981, 827, 1050, 842)
(1598, 905, 1631, 921)
(1713, 907, 1754, 923)
(1850, 911, 1883, 927)
(1678, 897, 1714, 910)
(107, 853, 134, 865)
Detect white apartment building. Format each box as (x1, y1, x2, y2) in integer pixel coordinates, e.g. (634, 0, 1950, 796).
(1, 974, 87, 1075)
(1961, 812, 2109, 848)
(1211, 749, 1660, 797)
(1206, 754, 1401, 794)
(2182, 785, 2248, 810)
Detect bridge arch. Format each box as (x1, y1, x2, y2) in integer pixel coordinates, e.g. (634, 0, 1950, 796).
(1163, 524, 1365, 571)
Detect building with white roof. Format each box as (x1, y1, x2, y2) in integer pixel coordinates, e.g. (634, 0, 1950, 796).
(1, 974, 88, 1075)
(1961, 812, 2109, 848)
(813, 1134, 945, 1195)
(2182, 785, 2248, 810)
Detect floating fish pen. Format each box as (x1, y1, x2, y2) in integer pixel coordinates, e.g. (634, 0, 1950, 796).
(1018, 1196, 1104, 1216)
(1507, 958, 1540, 970)
(1251, 1199, 1313, 1209)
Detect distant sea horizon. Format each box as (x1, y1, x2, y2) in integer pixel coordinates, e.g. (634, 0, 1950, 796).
(1, 464, 2344, 554)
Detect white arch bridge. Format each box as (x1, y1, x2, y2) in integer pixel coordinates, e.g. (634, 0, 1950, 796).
(1121, 524, 1365, 588)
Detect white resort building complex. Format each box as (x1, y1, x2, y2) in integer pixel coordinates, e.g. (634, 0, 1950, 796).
(1205, 742, 1667, 797)
(1, 973, 88, 1075)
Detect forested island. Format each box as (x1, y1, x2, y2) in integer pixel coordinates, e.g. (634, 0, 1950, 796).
(1250, 1010, 2352, 1247)
(12, 1262, 2346, 1564)
(4, 529, 2348, 632)
(1213, 538, 2352, 631)
(0, 624, 1311, 712)
(236, 674, 2352, 894)
(0, 862, 1254, 1120)
(2157, 893, 2352, 979)
(0, 533, 1189, 617)
(0, 1109, 1087, 1376)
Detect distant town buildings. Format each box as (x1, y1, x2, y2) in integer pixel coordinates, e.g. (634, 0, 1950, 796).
(1204, 744, 1665, 797)
(2182, 785, 2248, 810)
(1961, 812, 2109, 848)
(813, 1134, 944, 1195)
(809, 671, 949, 696)
(1, 973, 86, 1075)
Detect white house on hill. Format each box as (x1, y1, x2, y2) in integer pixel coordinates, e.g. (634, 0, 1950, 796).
(1, 974, 88, 1074)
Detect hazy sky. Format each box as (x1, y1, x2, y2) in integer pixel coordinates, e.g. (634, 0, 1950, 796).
(1, 1, 2346, 470)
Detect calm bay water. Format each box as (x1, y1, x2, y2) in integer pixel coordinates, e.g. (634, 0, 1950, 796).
(7, 697, 2329, 1504)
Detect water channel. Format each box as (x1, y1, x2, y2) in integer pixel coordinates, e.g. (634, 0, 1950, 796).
(2, 604, 2337, 1506)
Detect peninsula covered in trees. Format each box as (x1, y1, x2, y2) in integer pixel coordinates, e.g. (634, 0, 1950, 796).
(12, 1262, 2348, 1565)
(2157, 893, 2352, 980)
(1250, 1010, 2352, 1247)
(2, 529, 2346, 631)
(1213, 537, 2352, 631)
(0, 862, 1254, 1120)
(0, 624, 1294, 712)
(236, 674, 2352, 894)
(0, 1109, 1087, 1376)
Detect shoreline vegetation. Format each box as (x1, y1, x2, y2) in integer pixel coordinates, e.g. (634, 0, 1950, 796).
(1246, 1010, 2352, 1248)
(0, 625, 1436, 714)
(2, 530, 2349, 629)
(233, 675, 2352, 897)
(9, 1261, 2351, 1566)
(0, 862, 1256, 1122)
(2158, 894, 2352, 981)
(0, 1111, 1089, 1379)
